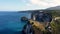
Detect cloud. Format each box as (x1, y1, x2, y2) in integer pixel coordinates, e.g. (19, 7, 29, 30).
(29, 0, 60, 8)
(20, 3, 44, 10)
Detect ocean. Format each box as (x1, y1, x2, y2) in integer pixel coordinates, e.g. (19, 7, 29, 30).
(0, 12, 31, 34)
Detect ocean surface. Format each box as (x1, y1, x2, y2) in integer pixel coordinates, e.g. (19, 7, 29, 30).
(0, 12, 31, 34)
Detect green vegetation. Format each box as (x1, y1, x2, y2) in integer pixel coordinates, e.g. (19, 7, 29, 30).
(51, 19, 60, 34)
(49, 10, 60, 17)
(50, 10, 60, 34)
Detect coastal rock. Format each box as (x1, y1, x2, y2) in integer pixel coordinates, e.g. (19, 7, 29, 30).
(21, 17, 28, 22)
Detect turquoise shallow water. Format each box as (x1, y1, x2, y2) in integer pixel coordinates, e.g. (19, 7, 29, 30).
(0, 12, 31, 34)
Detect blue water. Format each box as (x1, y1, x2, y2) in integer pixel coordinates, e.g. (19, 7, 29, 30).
(0, 12, 31, 34)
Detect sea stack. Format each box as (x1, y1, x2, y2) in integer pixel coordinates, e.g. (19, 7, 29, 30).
(21, 16, 28, 22)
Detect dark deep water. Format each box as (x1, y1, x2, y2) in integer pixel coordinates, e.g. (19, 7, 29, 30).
(0, 12, 31, 34)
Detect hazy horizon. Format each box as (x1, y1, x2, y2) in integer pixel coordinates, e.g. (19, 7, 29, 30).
(0, 0, 60, 11)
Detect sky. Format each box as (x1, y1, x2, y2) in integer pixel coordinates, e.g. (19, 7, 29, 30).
(0, 0, 60, 11)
